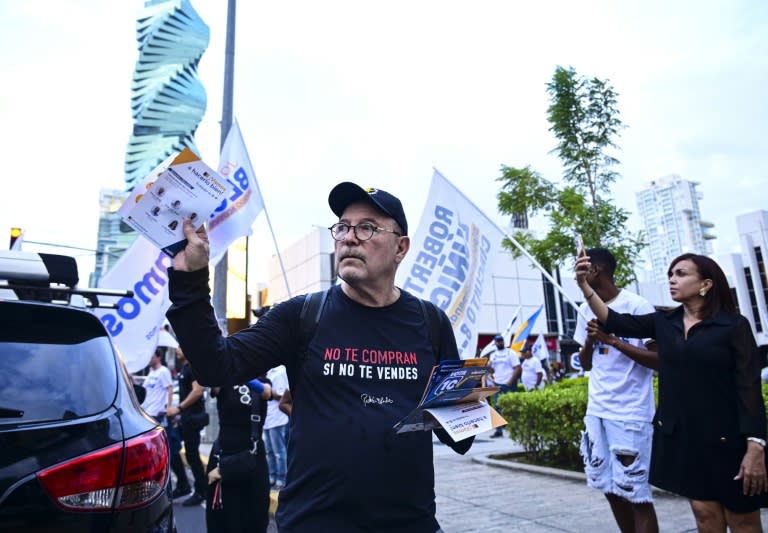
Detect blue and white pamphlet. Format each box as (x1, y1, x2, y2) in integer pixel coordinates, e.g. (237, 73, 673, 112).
(393, 359, 507, 441)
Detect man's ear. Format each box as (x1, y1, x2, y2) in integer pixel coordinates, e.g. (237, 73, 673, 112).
(394, 236, 410, 264)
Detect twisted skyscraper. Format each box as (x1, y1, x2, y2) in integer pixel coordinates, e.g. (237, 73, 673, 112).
(124, 0, 210, 191)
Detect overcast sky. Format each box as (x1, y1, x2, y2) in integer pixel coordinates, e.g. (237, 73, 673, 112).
(1, 0, 766, 284)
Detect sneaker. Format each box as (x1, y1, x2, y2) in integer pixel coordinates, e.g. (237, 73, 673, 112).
(171, 486, 192, 499)
(182, 492, 205, 507)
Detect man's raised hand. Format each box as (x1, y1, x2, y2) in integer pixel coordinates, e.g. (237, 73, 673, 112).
(172, 217, 210, 272)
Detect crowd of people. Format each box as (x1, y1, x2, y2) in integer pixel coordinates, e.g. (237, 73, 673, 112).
(134, 180, 766, 533)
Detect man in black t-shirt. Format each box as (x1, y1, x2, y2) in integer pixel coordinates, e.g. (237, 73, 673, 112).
(167, 182, 474, 532)
(166, 346, 208, 506)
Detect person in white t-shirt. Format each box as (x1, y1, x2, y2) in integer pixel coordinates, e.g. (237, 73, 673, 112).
(140, 347, 173, 424)
(574, 247, 659, 533)
(488, 335, 521, 437)
(264, 365, 290, 490)
(519, 343, 545, 391)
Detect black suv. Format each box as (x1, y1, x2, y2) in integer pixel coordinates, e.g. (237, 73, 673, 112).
(0, 251, 175, 532)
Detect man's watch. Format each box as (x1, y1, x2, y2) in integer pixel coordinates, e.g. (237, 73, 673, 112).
(747, 437, 766, 447)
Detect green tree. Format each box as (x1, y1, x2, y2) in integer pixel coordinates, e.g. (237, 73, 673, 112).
(497, 66, 645, 286)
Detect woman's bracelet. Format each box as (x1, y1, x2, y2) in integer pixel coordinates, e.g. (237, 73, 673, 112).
(585, 290, 596, 301)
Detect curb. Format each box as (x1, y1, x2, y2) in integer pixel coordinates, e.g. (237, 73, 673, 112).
(473, 453, 677, 497)
(269, 490, 279, 518)
(472, 453, 586, 482)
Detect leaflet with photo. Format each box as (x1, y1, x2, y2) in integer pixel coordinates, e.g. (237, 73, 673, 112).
(393, 359, 507, 440)
(120, 148, 230, 257)
(118, 153, 178, 219)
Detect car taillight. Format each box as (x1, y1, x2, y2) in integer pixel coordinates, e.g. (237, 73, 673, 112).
(117, 427, 169, 509)
(38, 427, 169, 512)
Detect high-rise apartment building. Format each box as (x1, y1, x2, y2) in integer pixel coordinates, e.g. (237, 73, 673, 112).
(635, 174, 716, 283)
(124, 0, 209, 191)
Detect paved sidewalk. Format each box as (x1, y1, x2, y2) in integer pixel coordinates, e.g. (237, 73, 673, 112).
(435, 429, 768, 532)
(195, 431, 768, 532)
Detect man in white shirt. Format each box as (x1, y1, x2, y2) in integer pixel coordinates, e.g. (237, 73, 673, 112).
(488, 334, 521, 437)
(264, 365, 290, 490)
(519, 343, 545, 391)
(140, 347, 173, 423)
(574, 247, 659, 533)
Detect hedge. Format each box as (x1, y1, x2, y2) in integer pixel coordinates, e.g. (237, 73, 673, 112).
(495, 379, 768, 470)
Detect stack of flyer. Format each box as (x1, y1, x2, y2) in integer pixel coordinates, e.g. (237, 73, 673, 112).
(119, 148, 230, 258)
(393, 359, 507, 441)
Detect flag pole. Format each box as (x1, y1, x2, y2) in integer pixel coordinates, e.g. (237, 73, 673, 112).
(502, 231, 589, 322)
(213, 0, 237, 333)
(225, 121, 292, 299)
(263, 208, 292, 298)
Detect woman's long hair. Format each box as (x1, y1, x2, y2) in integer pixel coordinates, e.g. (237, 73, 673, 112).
(668, 253, 736, 318)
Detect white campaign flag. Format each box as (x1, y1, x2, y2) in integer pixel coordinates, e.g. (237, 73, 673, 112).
(396, 169, 505, 359)
(531, 332, 549, 362)
(94, 236, 173, 373)
(209, 120, 265, 265)
(478, 306, 521, 357)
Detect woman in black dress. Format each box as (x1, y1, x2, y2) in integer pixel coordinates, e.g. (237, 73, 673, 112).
(576, 252, 767, 532)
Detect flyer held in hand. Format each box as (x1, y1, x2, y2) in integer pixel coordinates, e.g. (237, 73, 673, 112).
(120, 148, 230, 257)
(393, 359, 507, 441)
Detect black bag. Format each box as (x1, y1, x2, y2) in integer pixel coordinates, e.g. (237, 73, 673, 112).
(218, 382, 265, 481)
(183, 411, 209, 431)
(218, 446, 260, 482)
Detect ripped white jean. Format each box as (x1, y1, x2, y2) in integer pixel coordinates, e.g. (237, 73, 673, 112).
(580, 415, 654, 504)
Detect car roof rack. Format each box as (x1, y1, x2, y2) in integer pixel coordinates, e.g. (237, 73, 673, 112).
(0, 250, 133, 309)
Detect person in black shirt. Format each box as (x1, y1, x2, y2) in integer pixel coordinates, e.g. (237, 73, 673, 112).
(167, 346, 209, 507)
(206, 377, 272, 533)
(166, 182, 474, 533)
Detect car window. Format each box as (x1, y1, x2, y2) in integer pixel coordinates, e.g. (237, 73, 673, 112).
(0, 304, 118, 424)
(0, 337, 118, 424)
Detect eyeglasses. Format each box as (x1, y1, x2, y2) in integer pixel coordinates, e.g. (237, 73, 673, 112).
(328, 222, 402, 241)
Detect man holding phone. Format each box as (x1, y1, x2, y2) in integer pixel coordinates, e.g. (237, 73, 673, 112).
(573, 246, 659, 533)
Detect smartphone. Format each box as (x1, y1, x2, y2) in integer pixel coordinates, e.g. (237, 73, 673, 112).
(575, 234, 585, 257)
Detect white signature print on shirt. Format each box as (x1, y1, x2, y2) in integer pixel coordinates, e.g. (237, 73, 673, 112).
(361, 393, 394, 406)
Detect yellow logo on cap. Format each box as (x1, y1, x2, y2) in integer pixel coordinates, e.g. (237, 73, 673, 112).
(365, 187, 378, 194)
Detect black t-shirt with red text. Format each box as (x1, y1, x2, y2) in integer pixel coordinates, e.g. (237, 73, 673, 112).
(167, 274, 467, 533)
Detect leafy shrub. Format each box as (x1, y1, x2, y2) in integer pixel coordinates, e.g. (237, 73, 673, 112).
(496, 377, 588, 469)
(497, 378, 768, 472)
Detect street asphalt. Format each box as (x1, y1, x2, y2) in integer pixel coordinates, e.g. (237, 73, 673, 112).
(173, 429, 768, 532)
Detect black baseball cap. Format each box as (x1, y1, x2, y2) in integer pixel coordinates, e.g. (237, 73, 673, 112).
(328, 182, 408, 235)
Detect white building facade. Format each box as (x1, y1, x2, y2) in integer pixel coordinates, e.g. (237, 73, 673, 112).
(719, 210, 768, 348)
